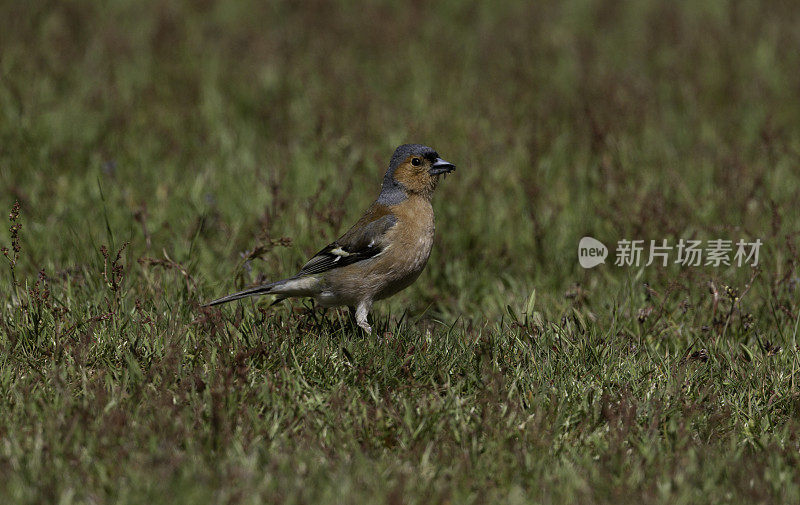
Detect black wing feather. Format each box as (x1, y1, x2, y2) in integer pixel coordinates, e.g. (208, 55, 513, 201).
(297, 213, 397, 276)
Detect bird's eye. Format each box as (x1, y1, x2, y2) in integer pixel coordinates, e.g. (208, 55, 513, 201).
(411, 157, 421, 166)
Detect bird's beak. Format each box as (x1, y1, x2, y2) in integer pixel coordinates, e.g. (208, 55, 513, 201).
(429, 157, 456, 175)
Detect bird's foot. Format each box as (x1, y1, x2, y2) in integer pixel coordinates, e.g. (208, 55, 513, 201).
(355, 301, 374, 336)
(357, 320, 373, 334)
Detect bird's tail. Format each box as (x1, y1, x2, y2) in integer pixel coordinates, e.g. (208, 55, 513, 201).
(204, 276, 318, 307)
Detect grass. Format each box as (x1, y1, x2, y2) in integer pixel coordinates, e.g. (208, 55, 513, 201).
(2, 0, 800, 503)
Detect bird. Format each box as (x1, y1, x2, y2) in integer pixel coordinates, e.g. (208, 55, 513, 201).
(206, 144, 456, 334)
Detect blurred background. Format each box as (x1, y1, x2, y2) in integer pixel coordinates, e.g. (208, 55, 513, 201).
(1, 0, 799, 321)
(5, 2, 800, 502)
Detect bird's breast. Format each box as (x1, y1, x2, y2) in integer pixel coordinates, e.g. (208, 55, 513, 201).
(370, 197, 436, 299)
(386, 197, 435, 262)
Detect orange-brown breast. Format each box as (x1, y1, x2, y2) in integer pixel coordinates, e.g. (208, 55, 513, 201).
(371, 195, 435, 299)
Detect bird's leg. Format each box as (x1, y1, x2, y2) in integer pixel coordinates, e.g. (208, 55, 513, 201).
(355, 300, 373, 335)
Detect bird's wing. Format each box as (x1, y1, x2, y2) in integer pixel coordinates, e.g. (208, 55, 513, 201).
(297, 206, 397, 276)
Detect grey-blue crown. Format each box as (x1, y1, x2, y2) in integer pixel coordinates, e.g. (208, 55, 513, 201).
(387, 144, 438, 174)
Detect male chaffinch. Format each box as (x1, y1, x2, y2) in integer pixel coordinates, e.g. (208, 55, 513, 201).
(207, 144, 456, 334)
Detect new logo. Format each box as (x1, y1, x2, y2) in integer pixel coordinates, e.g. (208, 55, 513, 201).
(578, 236, 608, 269)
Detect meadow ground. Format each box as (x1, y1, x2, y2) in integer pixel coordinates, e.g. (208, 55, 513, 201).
(2, 1, 800, 503)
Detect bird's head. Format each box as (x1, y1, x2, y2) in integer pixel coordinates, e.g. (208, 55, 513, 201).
(378, 144, 455, 204)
